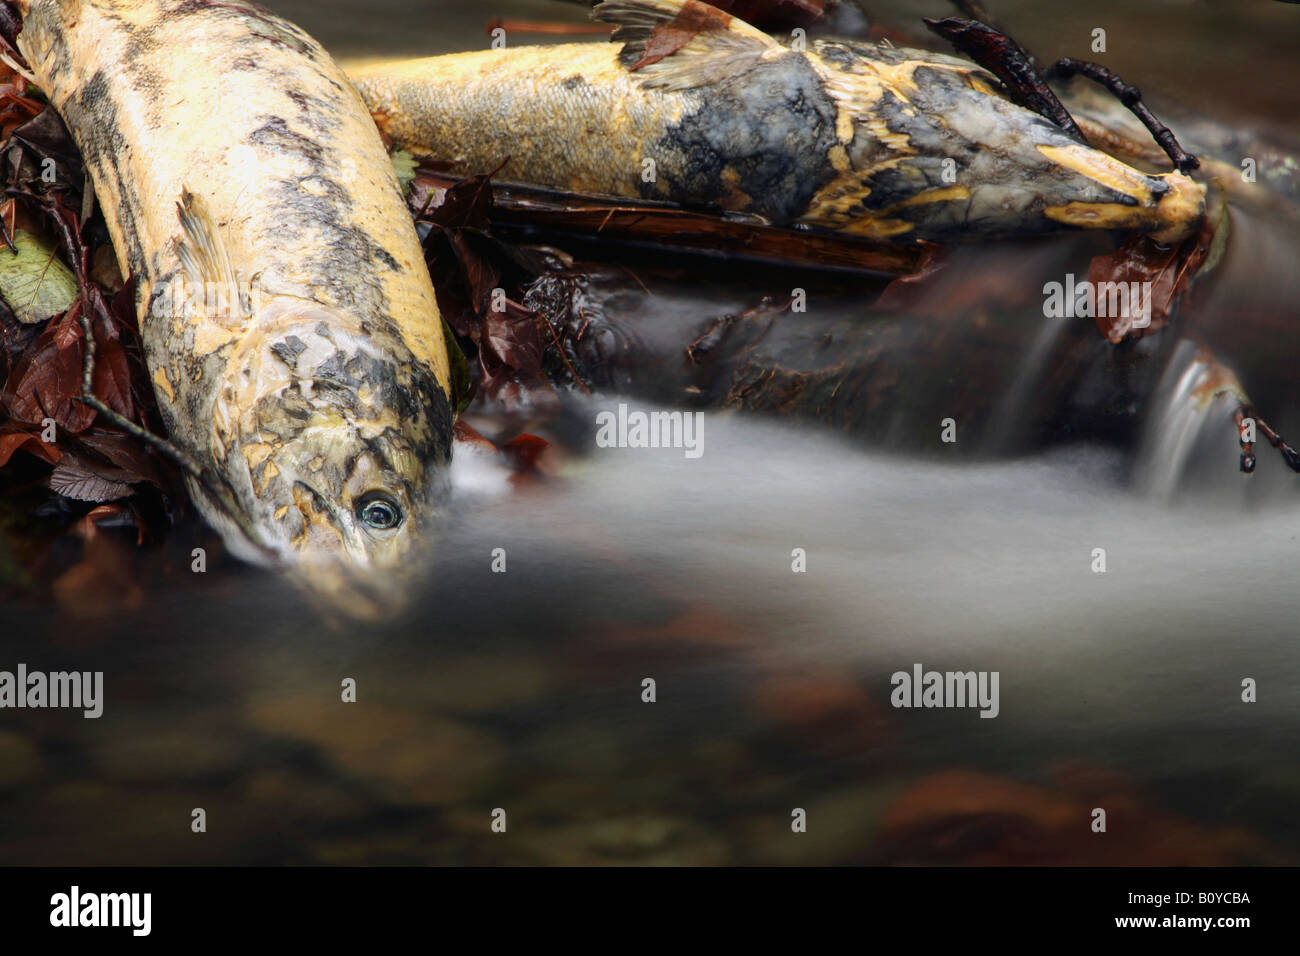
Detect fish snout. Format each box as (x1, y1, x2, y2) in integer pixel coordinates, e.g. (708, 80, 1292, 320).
(1148, 171, 1206, 244)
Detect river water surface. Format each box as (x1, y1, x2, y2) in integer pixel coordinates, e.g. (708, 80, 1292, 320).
(0, 0, 1297, 865)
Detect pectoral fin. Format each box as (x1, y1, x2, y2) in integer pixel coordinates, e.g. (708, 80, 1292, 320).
(594, 0, 782, 91)
(175, 187, 246, 320)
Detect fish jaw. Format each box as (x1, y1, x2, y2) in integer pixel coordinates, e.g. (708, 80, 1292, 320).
(1036, 146, 1206, 243)
(198, 297, 452, 610)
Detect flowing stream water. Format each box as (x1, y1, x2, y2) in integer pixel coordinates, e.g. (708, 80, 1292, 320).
(0, 0, 1296, 865)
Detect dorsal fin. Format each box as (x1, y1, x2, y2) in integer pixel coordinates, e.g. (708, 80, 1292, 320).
(593, 0, 783, 91)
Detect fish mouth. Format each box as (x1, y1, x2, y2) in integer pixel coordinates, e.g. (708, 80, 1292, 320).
(286, 549, 423, 621)
(1146, 172, 1206, 243)
(1036, 143, 1206, 242)
(279, 476, 427, 619)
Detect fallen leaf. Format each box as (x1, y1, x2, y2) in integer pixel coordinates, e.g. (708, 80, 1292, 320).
(76, 428, 162, 487)
(500, 432, 556, 485)
(0, 228, 78, 324)
(1, 309, 95, 431)
(390, 148, 417, 196)
(426, 168, 496, 231)
(628, 0, 736, 71)
(47, 454, 134, 502)
(1087, 214, 1214, 343)
(1, 287, 140, 434)
(0, 423, 61, 467)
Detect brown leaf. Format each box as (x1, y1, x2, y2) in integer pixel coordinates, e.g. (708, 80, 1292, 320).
(500, 432, 551, 472)
(52, 299, 82, 350)
(629, 0, 736, 71)
(47, 454, 134, 502)
(89, 309, 137, 421)
(449, 229, 503, 314)
(451, 419, 498, 453)
(2, 309, 96, 432)
(1, 291, 137, 432)
(425, 168, 496, 231)
(0, 423, 61, 467)
(479, 299, 556, 409)
(1087, 215, 1214, 343)
(76, 428, 162, 487)
(9, 106, 84, 188)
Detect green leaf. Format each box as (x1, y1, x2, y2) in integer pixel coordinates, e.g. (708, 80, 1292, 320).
(391, 148, 418, 197)
(0, 229, 78, 325)
(443, 315, 475, 416)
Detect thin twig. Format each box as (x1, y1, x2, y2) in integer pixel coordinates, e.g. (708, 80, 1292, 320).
(1047, 58, 1199, 173)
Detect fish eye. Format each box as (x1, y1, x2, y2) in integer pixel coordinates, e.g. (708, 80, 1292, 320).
(356, 491, 403, 531)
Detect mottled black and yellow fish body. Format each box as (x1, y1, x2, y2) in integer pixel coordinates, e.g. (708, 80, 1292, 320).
(349, 0, 1203, 244)
(16, 0, 455, 612)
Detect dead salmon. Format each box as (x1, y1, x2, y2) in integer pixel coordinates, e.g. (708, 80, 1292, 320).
(15, 0, 455, 613)
(348, 0, 1205, 244)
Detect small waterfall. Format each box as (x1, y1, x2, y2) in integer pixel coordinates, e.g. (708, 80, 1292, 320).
(1133, 340, 1247, 499)
(982, 306, 1078, 456)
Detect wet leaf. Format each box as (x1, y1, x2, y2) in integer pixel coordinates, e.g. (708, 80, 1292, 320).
(391, 148, 417, 196)
(449, 229, 503, 313)
(628, 0, 735, 71)
(9, 106, 85, 188)
(0, 228, 78, 324)
(76, 429, 163, 488)
(2, 297, 137, 432)
(0, 424, 61, 467)
(47, 454, 134, 502)
(426, 169, 495, 231)
(1087, 213, 1214, 343)
(480, 299, 555, 410)
(419, 168, 559, 409)
(1, 309, 95, 431)
(500, 432, 551, 472)
(88, 309, 138, 422)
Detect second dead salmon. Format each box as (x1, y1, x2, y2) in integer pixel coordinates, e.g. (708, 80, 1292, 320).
(350, 0, 1204, 244)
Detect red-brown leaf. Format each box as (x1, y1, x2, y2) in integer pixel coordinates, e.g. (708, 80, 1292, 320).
(1087, 217, 1214, 344)
(76, 428, 162, 487)
(426, 169, 496, 230)
(629, 0, 737, 71)
(0, 424, 61, 467)
(2, 315, 96, 432)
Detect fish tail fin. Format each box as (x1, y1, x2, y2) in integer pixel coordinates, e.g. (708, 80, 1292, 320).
(593, 0, 783, 91)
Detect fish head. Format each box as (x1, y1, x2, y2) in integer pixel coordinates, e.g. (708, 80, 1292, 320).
(806, 44, 1206, 243)
(205, 298, 454, 616)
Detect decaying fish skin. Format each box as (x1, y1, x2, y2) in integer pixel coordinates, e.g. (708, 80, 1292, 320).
(348, 0, 1205, 245)
(15, 0, 455, 613)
